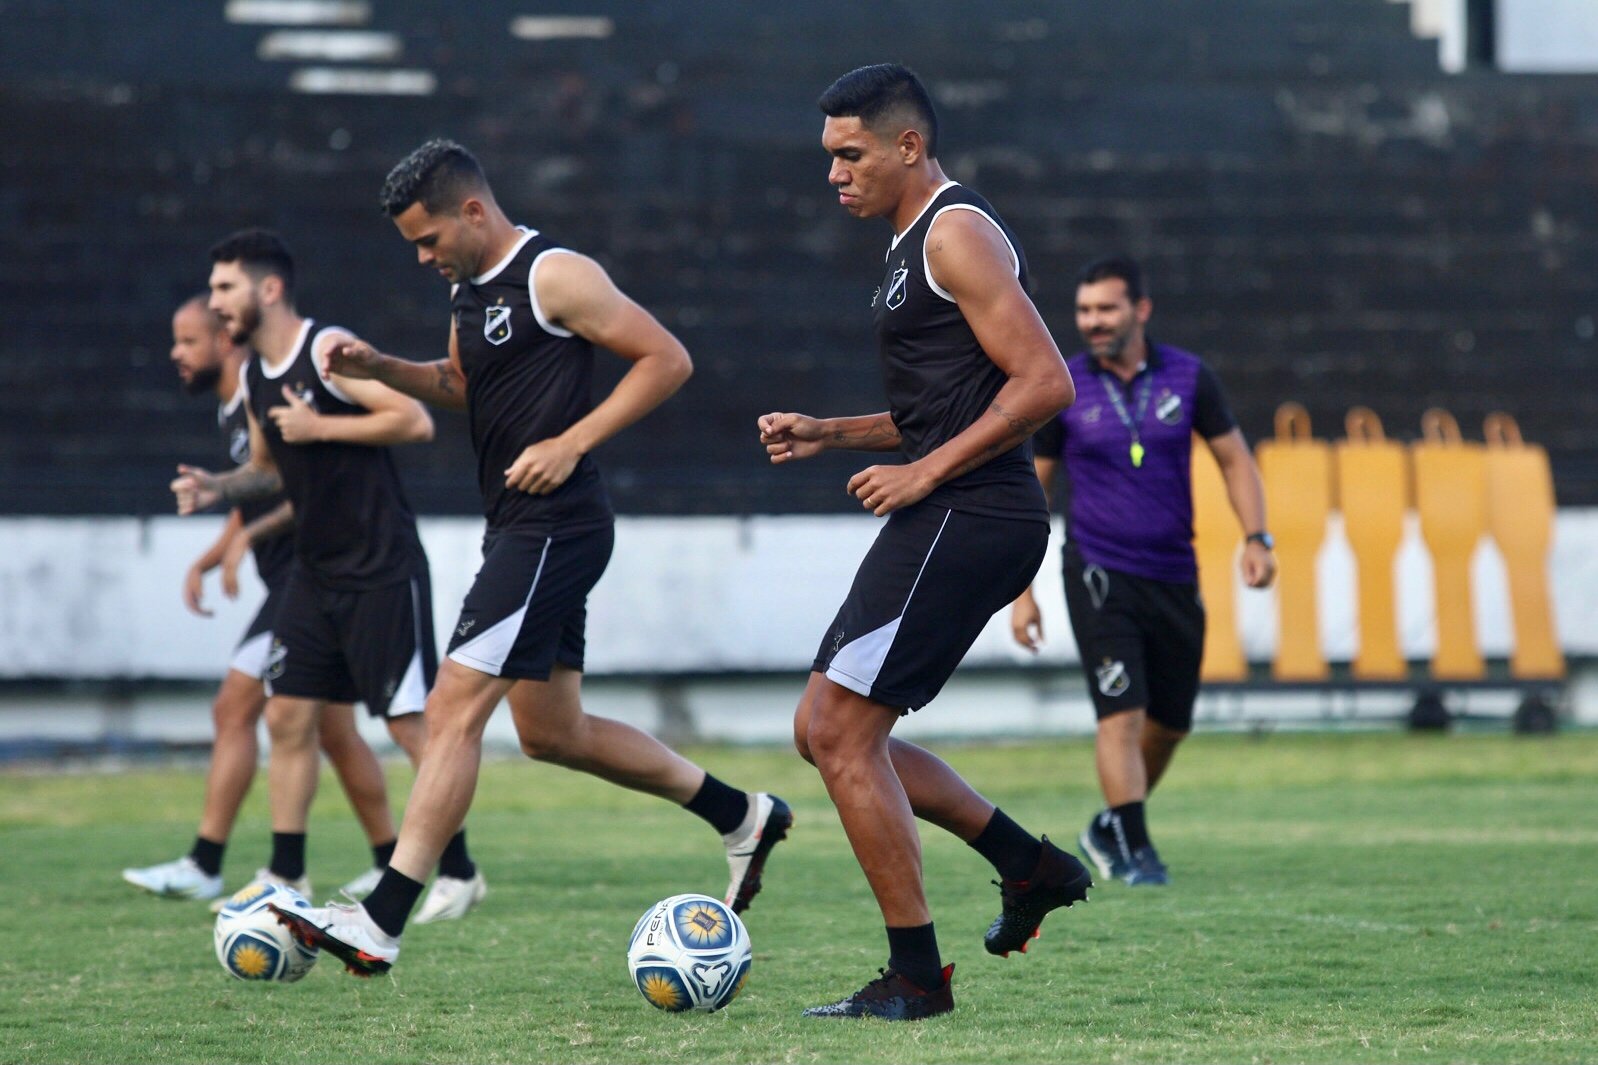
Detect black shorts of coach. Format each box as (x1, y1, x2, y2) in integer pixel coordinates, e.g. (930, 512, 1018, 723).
(446, 525, 615, 681)
(1061, 544, 1205, 732)
(265, 564, 437, 718)
(814, 502, 1049, 712)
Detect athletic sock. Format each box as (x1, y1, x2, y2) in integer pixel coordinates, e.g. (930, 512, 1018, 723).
(189, 836, 225, 878)
(363, 867, 425, 939)
(372, 839, 397, 870)
(437, 830, 476, 880)
(886, 923, 944, 992)
(968, 807, 1044, 882)
(684, 773, 751, 837)
(1111, 800, 1151, 852)
(270, 832, 306, 882)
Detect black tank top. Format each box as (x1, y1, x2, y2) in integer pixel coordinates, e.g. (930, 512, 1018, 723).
(244, 319, 426, 590)
(219, 364, 293, 587)
(871, 182, 1047, 522)
(451, 227, 612, 535)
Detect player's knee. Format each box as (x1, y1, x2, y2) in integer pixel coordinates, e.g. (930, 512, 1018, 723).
(264, 706, 317, 749)
(517, 726, 572, 764)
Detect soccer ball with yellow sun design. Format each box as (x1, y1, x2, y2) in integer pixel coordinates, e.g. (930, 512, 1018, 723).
(213, 881, 320, 982)
(626, 894, 751, 1012)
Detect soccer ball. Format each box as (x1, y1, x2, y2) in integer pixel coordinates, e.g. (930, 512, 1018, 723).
(213, 881, 320, 982)
(626, 893, 751, 1012)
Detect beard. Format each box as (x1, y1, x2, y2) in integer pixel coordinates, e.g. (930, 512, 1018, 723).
(182, 365, 222, 396)
(227, 301, 261, 345)
(1088, 330, 1131, 360)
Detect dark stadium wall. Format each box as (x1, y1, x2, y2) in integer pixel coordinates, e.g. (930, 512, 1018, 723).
(1, 0, 1595, 515)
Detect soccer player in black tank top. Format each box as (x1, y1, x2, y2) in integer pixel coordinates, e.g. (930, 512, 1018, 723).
(171, 230, 484, 924)
(266, 140, 790, 978)
(125, 296, 396, 906)
(757, 65, 1091, 1019)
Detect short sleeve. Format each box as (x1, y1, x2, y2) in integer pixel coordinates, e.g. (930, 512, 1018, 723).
(1193, 363, 1237, 439)
(1032, 414, 1064, 460)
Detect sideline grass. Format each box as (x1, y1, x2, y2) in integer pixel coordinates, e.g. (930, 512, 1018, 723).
(1, 731, 1595, 1064)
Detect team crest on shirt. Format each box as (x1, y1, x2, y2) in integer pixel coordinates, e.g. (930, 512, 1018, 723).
(290, 384, 318, 410)
(1156, 391, 1183, 426)
(885, 261, 909, 310)
(1095, 658, 1130, 698)
(484, 303, 513, 346)
(229, 426, 250, 464)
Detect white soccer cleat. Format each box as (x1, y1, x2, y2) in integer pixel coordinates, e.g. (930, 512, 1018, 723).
(338, 866, 384, 900)
(121, 856, 224, 901)
(208, 867, 312, 914)
(269, 899, 399, 977)
(413, 871, 487, 924)
(722, 792, 793, 915)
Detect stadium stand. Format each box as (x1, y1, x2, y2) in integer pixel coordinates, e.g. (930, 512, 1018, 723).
(1, 0, 1596, 517)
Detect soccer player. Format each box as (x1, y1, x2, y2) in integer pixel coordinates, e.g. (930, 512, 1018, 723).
(267, 140, 790, 977)
(757, 64, 1089, 1020)
(171, 229, 485, 924)
(1010, 255, 1275, 886)
(123, 295, 398, 905)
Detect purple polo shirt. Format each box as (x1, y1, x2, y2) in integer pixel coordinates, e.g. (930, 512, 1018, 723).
(1032, 342, 1236, 583)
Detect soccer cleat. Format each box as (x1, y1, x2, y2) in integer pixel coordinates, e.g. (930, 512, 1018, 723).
(208, 867, 312, 914)
(802, 965, 955, 1020)
(270, 900, 399, 977)
(413, 871, 487, 924)
(1078, 810, 1133, 882)
(1124, 845, 1170, 886)
(121, 856, 224, 901)
(984, 835, 1093, 957)
(723, 792, 793, 915)
(338, 866, 385, 900)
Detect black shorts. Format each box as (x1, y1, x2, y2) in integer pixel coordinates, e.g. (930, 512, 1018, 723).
(446, 525, 614, 681)
(265, 566, 437, 718)
(814, 503, 1049, 712)
(1062, 546, 1205, 731)
(229, 577, 285, 681)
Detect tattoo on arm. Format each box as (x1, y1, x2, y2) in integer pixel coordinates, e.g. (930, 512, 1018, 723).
(829, 415, 901, 449)
(946, 401, 1043, 480)
(218, 466, 283, 503)
(434, 362, 458, 398)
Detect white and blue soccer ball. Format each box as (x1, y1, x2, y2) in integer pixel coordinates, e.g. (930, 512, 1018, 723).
(213, 881, 320, 982)
(626, 893, 751, 1012)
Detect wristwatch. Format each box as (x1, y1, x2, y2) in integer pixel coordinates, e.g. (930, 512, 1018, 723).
(1245, 531, 1275, 550)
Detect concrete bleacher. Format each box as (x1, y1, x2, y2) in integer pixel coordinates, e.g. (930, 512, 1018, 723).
(2, 0, 1596, 517)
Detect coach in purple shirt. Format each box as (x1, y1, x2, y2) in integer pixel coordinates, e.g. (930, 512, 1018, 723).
(1012, 255, 1275, 887)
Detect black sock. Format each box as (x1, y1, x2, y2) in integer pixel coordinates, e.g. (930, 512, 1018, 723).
(372, 839, 397, 870)
(683, 774, 751, 837)
(269, 832, 306, 882)
(437, 830, 476, 880)
(886, 923, 944, 992)
(363, 867, 425, 939)
(1111, 801, 1151, 852)
(189, 836, 225, 878)
(968, 807, 1043, 882)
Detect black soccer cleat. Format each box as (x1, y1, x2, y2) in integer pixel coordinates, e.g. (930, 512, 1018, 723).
(1079, 810, 1133, 882)
(984, 835, 1093, 957)
(724, 793, 793, 916)
(802, 964, 955, 1020)
(1123, 844, 1170, 887)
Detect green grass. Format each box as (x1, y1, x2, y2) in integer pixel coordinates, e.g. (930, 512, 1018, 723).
(2, 732, 1596, 1064)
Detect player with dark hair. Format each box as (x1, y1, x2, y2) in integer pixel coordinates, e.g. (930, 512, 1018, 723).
(171, 229, 486, 924)
(124, 295, 398, 905)
(267, 140, 790, 977)
(758, 64, 1089, 1020)
(1012, 254, 1274, 886)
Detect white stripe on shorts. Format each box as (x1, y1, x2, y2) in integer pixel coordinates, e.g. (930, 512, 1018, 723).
(229, 630, 273, 680)
(824, 509, 952, 698)
(448, 539, 552, 677)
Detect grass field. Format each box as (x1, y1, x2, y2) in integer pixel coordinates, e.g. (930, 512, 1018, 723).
(2, 731, 1596, 1064)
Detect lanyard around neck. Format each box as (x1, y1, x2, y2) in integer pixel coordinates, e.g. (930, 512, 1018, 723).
(1099, 369, 1153, 468)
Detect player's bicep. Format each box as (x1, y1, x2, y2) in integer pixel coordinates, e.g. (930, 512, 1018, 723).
(536, 252, 684, 364)
(927, 214, 1062, 380)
